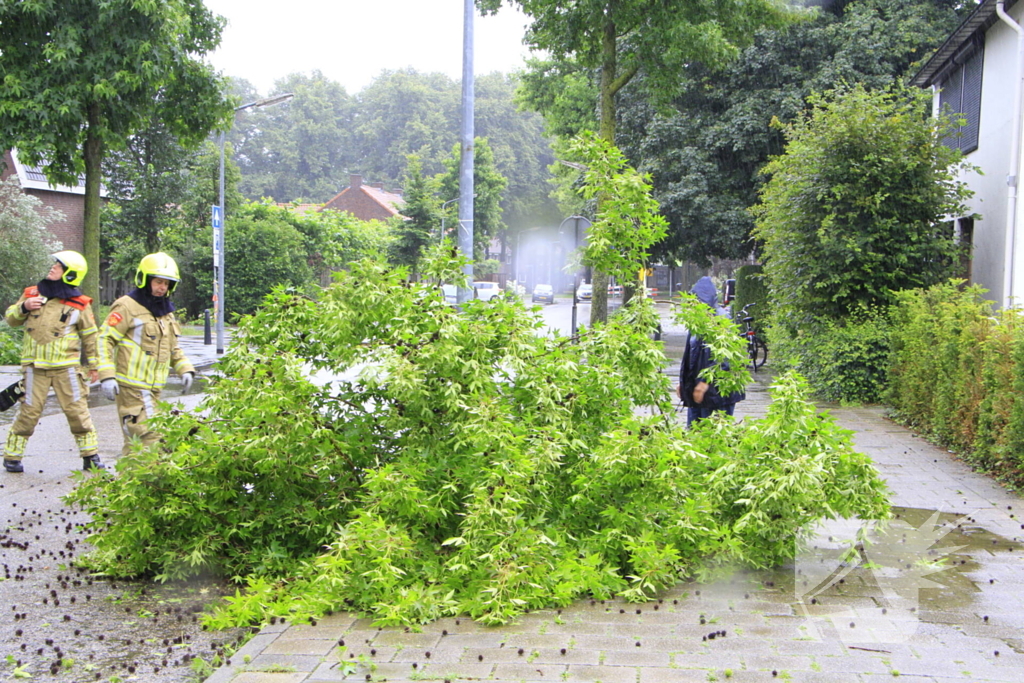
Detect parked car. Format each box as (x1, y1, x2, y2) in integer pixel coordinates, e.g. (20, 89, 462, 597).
(532, 284, 554, 304)
(441, 284, 457, 305)
(576, 283, 593, 301)
(472, 281, 502, 301)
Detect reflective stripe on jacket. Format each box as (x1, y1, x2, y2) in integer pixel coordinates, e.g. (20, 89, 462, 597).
(4, 286, 98, 369)
(97, 295, 194, 389)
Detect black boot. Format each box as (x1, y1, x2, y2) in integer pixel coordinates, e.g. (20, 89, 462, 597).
(82, 454, 106, 471)
(3, 458, 23, 473)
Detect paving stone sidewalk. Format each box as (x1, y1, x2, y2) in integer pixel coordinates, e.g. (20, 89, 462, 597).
(207, 317, 1024, 683)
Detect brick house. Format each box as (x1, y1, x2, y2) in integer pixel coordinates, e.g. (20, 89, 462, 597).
(1, 148, 89, 252)
(321, 174, 405, 221)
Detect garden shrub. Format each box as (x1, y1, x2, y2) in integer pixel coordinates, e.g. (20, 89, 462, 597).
(732, 264, 768, 331)
(887, 281, 1024, 485)
(769, 307, 892, 404)
(0, 323, 22, 365)
(67, 250, 891, 629)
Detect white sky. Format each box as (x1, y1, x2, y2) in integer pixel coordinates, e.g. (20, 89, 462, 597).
(202, 0, 536, 96)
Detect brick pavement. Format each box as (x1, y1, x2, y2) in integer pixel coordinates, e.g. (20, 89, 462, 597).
(205, 314, 1024, 683)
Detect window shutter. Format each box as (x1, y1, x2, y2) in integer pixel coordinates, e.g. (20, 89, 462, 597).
(960, 46, 984, 154)
(939, 66, 964, 150)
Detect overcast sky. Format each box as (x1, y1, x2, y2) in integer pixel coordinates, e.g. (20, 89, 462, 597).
(202, 0, 536, 96)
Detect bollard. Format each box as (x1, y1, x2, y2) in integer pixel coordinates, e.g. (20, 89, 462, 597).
(204, 309, 212, 345)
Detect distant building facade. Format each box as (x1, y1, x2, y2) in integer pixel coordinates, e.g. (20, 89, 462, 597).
(321, 174, 405, 221)
(1, 149, 90, 253)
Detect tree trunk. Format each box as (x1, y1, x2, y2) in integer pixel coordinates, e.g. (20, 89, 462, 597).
(82, 103, 104, 303)
(589, 16, 619, 326)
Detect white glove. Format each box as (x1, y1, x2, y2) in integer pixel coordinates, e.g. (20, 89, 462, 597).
(101, 378, 119, 402)
(181, 372, 194, 395)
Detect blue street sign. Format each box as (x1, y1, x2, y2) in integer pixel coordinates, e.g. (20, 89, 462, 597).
(212, 205, 223, 260)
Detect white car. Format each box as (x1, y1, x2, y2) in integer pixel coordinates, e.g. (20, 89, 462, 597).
(441, 284, 457, 305)
(576, 283, 593, 301)
(473, 281, 502, 301)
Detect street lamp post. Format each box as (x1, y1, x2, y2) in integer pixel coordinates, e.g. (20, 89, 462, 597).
(558, 215, 591, 337)
(216, 93, 293, 354)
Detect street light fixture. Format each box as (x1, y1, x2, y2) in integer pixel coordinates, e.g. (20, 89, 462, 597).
(439, 196, 459, 243)
(216, 93, 294, 354)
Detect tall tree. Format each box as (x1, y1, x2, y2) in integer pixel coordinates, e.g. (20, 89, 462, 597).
(391, 154, 440, 268)
(752, 84, 971, 326)
(484, 0, 796, 323)
(353, 69, 461, 184)
(615, 0, 972, 267)
(0, 177, 64, 310)
(101, 117, 197, 281)
(232, 71, 356, 203)
(438, 138, 508, 265)
(475, 72, 561, 233)
(0, 0, 231, 301)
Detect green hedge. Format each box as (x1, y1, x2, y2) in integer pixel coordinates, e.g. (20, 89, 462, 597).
(888, 281, 1024, 488)
(768, 307, 892, 405)
(732, 265, 768, 330)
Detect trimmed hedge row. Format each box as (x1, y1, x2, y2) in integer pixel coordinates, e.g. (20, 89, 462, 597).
(732, 264, 768, 330)
(887, 281, 1024, 488)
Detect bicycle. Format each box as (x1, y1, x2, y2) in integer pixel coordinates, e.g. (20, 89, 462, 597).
(738, 303, 768, 371)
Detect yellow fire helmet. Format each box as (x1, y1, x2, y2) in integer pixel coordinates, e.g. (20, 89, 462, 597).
(135, 252, 181, 293)
(51, 250, 88, 287)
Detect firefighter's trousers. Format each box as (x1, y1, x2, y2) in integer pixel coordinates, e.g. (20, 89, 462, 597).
(3, 365, 98, 460)
(114, 384, 164, 457)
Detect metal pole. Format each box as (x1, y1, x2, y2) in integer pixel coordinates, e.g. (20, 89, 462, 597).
(571, 218, 579, 337)
(217, 130, 226, 354)
(457, 0, 475, 302)
(558, 215, 590, 338)
(215, 93, 293, 355)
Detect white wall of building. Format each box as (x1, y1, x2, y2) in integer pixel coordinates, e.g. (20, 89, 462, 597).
(952, 3, 1024, 306)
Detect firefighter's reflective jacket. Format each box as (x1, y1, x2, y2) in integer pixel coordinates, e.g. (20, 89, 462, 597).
(4, 286, 98, 369)
(97, 296, 194, 389)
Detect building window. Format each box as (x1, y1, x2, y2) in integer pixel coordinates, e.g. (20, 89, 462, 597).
(939, 41, 984, 154)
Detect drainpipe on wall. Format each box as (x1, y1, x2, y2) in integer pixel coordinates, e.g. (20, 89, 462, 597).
(997, 0, 1024, 308)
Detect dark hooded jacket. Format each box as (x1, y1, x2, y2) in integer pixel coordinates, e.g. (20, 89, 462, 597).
(679, 276, 745, 409)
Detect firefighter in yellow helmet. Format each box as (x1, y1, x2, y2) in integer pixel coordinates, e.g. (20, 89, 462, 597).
(2, 251, 103, 473)
(98, 252, 195, 456)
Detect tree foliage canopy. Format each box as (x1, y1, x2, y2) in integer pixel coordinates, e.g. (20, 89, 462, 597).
(614, 0, 971, 266)
(752, 83, 972, 325)
(0, 0, 231, 299)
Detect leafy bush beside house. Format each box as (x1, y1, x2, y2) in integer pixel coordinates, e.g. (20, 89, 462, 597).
(773, 308, 893, 405)
(751, 84, 971, 404)
(887, 282, 1024, 487)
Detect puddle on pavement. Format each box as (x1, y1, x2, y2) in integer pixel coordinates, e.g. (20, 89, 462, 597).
(743, 506, 1023, 649)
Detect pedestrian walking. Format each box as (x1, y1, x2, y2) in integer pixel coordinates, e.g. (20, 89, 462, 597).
(677, 276, 745, 427)
(2, 251, 104, 472)
(98, 252, 194, 456)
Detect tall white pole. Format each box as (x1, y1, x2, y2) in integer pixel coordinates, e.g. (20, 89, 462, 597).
(457, 0, 475, 302)
(214, 93, 293, 354)
(217, 131, 226, 354)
